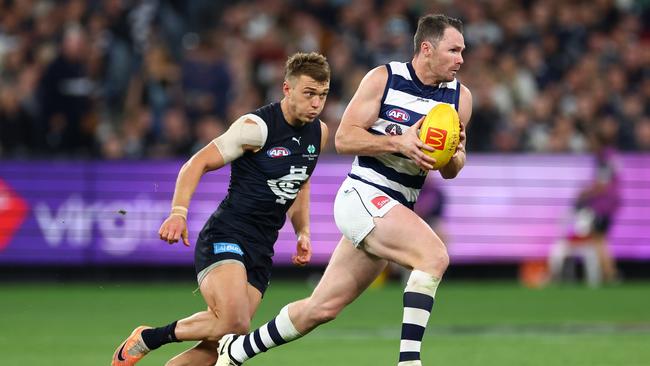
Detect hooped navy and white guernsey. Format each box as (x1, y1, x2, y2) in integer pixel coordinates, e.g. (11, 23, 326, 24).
(215, 102, 321, 252)
(348, 61, 461, 208)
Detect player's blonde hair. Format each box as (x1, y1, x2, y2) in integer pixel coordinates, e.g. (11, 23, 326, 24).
(285, 52, 330, 83)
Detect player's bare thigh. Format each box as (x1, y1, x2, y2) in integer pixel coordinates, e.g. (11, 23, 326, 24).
(290, 236, 387, 333)
(311, 236, 387, 306)
(200, 264, 260, 332)
(167, 263, 260, 343)
(363, 204, 449, 278)
(332, 178, 448, 277)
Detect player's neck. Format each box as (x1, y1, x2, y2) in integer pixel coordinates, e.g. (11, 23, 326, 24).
(411, 56, 443, 87)
(280, 98, 306, 128)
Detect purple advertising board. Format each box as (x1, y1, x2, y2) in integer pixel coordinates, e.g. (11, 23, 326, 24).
(0, 154, 649, 266)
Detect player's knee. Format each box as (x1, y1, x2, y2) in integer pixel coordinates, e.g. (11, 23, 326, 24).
(224, 315, 251, 335)
(313, 307, 338, 324)
(307, 300, 340, 325)
(435, 250, 450, 271)
(418, 247, 449, 275)
(209, 313, 250, 339)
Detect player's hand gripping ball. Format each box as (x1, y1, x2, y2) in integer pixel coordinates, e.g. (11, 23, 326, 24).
(418, 103, 461, 170)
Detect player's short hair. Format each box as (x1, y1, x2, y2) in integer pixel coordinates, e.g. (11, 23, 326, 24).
(413, 14, 464, 54)
(285, 52, 330, 83)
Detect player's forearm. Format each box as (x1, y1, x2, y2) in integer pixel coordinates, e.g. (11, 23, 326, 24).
(335, 125, 400, 156)
(170, 158, 208, 213)
(288, 182, 310, 238)
(439, 151, 466, 179)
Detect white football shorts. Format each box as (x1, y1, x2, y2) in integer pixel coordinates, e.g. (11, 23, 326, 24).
(333, 177, 400, 246)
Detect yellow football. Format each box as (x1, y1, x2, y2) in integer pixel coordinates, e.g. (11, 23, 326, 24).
(418, 103, 461, 170)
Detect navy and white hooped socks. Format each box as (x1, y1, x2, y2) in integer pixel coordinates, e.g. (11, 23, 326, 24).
(398, 270, 440, 366)
(223, 305, 302, 364)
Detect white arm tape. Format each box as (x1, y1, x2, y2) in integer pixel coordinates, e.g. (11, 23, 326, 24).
(212, 114, 268, 163)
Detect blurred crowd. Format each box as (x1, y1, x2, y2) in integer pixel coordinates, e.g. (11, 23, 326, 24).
(0, 0, 649, 159)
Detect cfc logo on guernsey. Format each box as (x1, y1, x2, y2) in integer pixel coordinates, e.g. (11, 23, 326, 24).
(267, 166, 309, 204)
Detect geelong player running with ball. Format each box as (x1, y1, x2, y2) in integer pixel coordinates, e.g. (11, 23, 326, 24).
(217, 13, 472, 366)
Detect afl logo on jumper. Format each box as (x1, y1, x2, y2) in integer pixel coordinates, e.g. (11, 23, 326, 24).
(424, 128, 447, 150)
(386, 108, 410, 123)
(267, 147, 291, 158)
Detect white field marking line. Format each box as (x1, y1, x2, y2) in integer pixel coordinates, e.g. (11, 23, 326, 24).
(306, 323, 650, 340)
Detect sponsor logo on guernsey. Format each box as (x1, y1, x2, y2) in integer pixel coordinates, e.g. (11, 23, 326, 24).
(302, 144, 318, 160)
(424, 127, 447, 150)
(384, 123, 403, 136)
(386, 108, 410, 123)
(213, 242, 244, 256)
(371, 195, 391, 209)
(267, 147, 291, 158)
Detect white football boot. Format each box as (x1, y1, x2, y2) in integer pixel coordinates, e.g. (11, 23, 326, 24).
(215, 334, 241, 366)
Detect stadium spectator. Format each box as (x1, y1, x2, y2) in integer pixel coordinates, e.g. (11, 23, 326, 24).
(635, 117, 650, 150)
(191, 114, 226, 154)
(181, 33, 232, 122)
(140, 42, 182, 135)
(147, 107, 193, 158)
(0, 81, 35, 157)
(36, 25, 96, 156)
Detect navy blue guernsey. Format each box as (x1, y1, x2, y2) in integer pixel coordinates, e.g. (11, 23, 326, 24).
(214, 102, 321, 254)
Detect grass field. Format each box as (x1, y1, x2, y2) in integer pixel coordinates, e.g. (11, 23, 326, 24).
(1, 280, 649, 366)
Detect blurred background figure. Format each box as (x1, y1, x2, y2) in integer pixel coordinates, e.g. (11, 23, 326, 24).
(578, 132, 622, 283)
(548, 132, 622, 286)
(37, 25, 96, 156)
(548, 200, 607, 287)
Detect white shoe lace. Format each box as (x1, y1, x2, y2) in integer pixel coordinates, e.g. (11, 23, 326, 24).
(128, 338, 150, 356)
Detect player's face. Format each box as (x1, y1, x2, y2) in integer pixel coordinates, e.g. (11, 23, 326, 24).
(284, 75, 330, 124)
(425, 27, 465, 83)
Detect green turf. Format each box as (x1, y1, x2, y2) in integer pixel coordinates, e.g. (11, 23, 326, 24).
(1, 280, 649, 365)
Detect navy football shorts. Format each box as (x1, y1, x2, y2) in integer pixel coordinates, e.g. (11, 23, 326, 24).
(194, 216, 273, 295)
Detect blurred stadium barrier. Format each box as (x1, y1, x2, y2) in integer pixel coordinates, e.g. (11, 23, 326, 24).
(1, 155, 649, 267)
